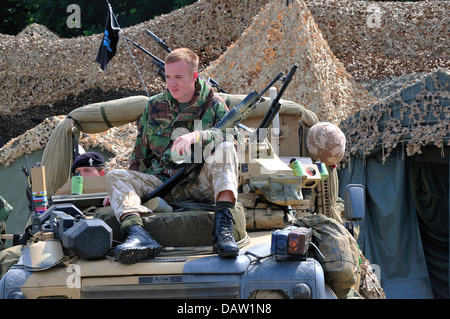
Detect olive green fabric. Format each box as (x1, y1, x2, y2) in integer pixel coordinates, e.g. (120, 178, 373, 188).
(94, 202, 247, 247)
(120, 214, 144, 236)
(409, 147, 449, 299)
(292, 213, 360, 298)
(339, 146, 448, 298)
(0, 245, 23, 279)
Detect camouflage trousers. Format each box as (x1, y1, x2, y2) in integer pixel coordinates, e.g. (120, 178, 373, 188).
(106, 141, 238, 221)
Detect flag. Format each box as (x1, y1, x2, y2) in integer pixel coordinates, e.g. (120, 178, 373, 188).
(95, 6, 120, 71)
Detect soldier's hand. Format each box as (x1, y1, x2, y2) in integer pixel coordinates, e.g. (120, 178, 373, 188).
(171, 131, 202, 155)
(103, 196, 110, 206)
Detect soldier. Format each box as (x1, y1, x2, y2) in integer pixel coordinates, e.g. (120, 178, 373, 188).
(0, 155, 107, 277)
(106, 48, 239, 264)
(0, 196, 13, 251)
(71, 152, 106, 177)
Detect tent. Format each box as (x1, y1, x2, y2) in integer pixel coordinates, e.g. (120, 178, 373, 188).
(338, 69, 449, 299)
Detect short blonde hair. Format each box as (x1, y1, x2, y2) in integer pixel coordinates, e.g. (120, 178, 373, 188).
(165, 48, 199, 72)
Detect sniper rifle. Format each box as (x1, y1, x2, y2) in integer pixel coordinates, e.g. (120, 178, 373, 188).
(141, 64, 298, 203)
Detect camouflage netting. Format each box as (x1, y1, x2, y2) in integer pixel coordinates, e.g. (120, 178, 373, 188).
(306, 0, 449, 83)
(0, 115, 135, 172)
(0, 0, 447, 172)
(339, 68, 449, 167)
(0, 117, 65, 167)
(359, 253, 386, 299)
(0, 0, 267, 117)
(1, 0, 448, 141)
(2, 0, 443, 299)
(204, 0, 375, 125)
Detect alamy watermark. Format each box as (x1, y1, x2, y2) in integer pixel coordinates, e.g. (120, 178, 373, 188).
(66, 4, 81, 29)
(66, 264, 81, 288)
(367, 4, 381, 29)
(170, 120, 280, 167)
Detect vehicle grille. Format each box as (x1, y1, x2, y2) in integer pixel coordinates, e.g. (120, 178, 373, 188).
(81, 281, 239, 299)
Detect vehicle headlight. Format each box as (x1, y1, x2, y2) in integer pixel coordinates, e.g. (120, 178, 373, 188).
(292, 283, 311, 299)
(8, 291, 26, 299)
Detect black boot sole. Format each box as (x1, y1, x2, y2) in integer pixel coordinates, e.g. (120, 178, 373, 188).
(115, 245, 163, 264)
(213, 245, 239, 258)
(218, 250, 239, 258)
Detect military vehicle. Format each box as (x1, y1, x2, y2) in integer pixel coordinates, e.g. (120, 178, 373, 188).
(0, 41, 367, 298)
(0, 82, 366, 299)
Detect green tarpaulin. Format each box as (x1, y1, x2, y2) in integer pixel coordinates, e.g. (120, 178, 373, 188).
(338, 69, 449, 299)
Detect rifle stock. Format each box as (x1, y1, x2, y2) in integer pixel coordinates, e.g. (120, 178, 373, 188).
(141, 65, 298, 203)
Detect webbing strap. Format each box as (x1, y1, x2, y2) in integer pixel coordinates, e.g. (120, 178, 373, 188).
(100, 103, 113, 128)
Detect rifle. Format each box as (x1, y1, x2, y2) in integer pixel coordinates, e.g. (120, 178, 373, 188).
(256, 64, 298, 141)
(145, 29, 172, 54)
(20, 155, 34, 215)
(141, 64, 298, 203)
(126, 38, 166, 81)
(144, 29, 227, 93)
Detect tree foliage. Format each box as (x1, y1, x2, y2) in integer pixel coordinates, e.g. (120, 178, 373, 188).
(0, 0, 198, 37)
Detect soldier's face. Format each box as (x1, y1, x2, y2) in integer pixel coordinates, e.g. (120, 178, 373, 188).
(165, 60, 198, 103)
(75, 167, 105, 177)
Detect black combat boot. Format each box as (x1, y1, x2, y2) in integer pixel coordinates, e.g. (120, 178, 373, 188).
(213, 202, 239, 258)
(115, 215, 163, 264)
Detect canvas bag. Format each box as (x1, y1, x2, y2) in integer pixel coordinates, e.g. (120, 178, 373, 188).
(293, 213, 360, 296)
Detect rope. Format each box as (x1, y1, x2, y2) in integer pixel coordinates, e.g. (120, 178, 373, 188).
(107, 1, 150, 98)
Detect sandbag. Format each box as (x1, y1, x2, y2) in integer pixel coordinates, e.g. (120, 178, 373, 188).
(292, 213, 360, 298)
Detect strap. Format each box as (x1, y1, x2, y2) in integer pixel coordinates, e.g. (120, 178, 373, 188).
(100, 103, 113, 128)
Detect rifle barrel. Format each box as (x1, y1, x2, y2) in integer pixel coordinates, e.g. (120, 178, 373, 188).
(257, 64, 298, 131)
(260, 72, 284, 97)
(145, 29, 172, 53)
(126, 38, 165, 69)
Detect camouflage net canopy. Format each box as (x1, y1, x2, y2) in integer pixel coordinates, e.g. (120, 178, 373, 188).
(1, 0, 448, 166)
(0, 117, 64, 167)
(0, 0, 267, 116)
(204, 0, 374, 125)
(340, 68, 449, 167)
(0, 115, 137, 171)
(1, 0, 447, 116)
(306, 0, 449, 83)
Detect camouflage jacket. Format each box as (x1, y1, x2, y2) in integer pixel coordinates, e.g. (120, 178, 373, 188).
(129, 78, 230, 181)
(0, 196, 12, 224)
(0, 196, 12, 247)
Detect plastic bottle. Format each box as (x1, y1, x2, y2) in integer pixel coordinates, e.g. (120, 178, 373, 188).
(71, 172, 83, 195)
(316, 161, 329, 180)
(289, 158, 306, 178)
